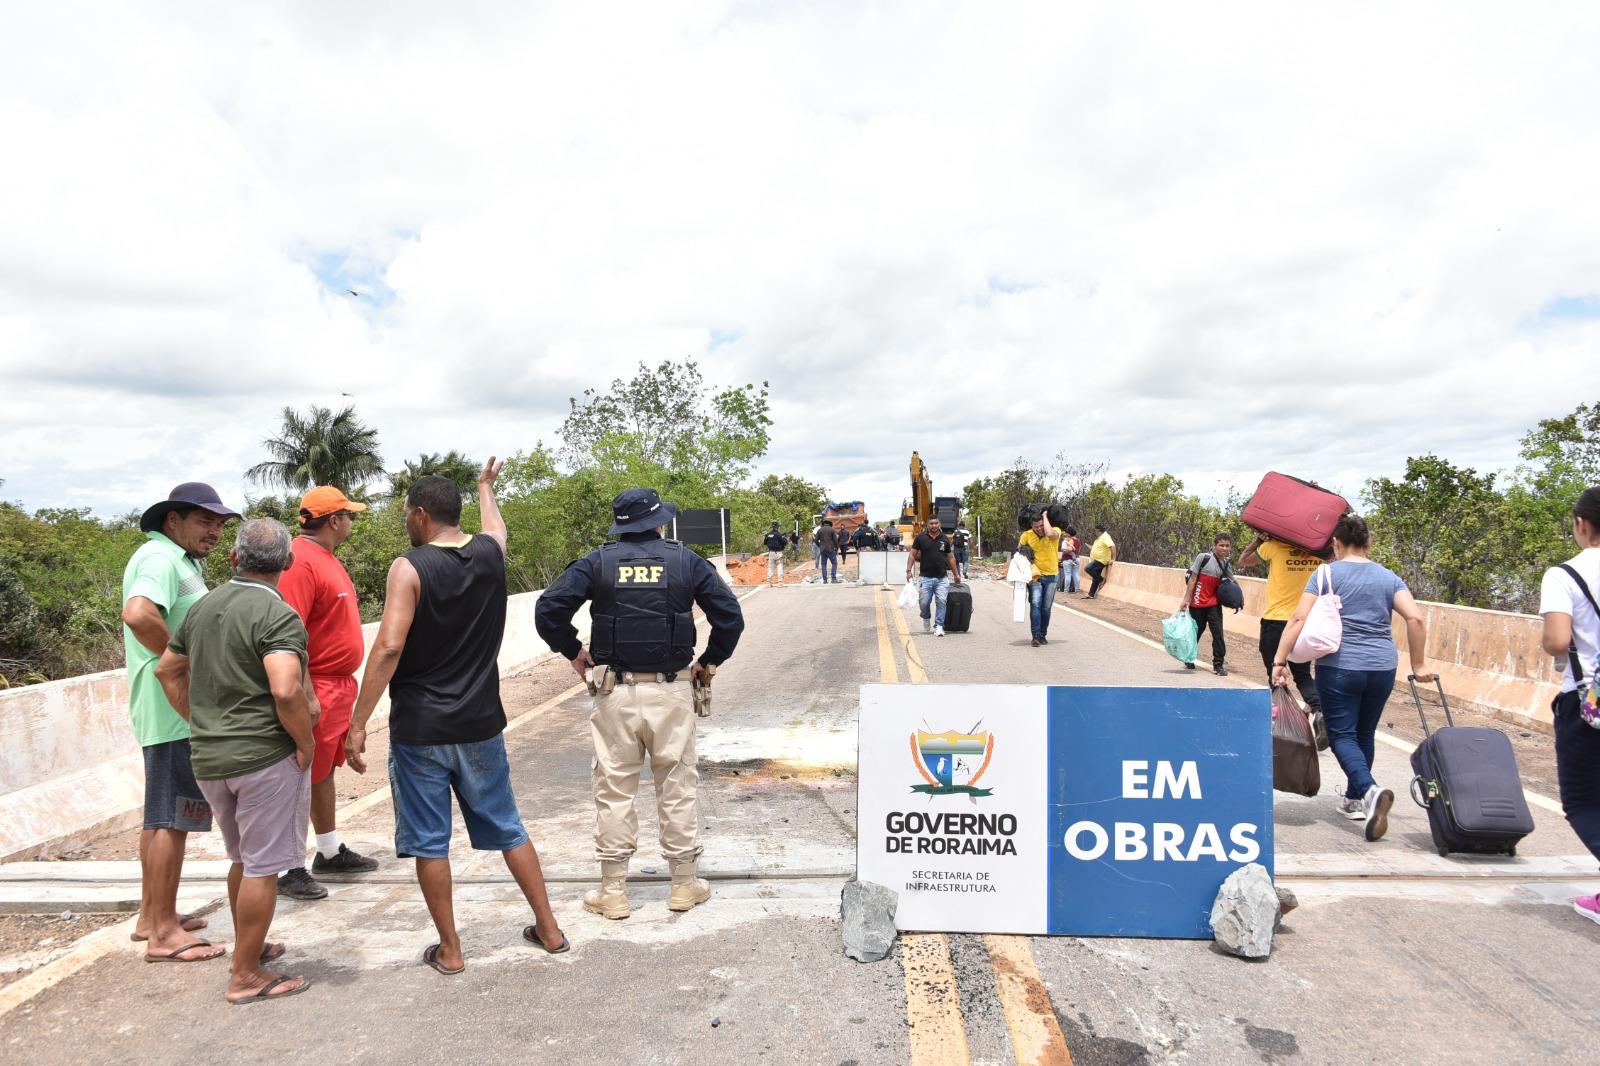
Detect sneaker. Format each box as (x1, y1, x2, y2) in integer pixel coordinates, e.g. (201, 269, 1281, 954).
(934, 625, 945, 637)
(1573, 894, 1600, 926)
(1214, 663, 1229, 677)
(1363, 785, 1394, 842)
(1336, 796, 1365, 820)
(1031, 637, 1041, 647)
(312, 843, 379, 874)
(923, 617, 933, 633)
(1039, 636, 1048, 645)
(1309, 709, 1330, 751)
(1184, 662, 1196, 671)
(277, 867, 329, 900)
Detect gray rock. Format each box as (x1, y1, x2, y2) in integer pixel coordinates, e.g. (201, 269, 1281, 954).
(841, 879, 898, 963)
(1210, 863, 1279, 959)
(1275, 884, 1298, 916)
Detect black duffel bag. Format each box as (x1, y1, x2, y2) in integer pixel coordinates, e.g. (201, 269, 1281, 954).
(1016, 502, 1070, 532)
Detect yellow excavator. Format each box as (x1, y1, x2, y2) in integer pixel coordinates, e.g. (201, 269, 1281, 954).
(898, 452, 933, 541)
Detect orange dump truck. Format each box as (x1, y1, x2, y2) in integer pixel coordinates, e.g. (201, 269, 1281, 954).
(822, 501, 869, 539)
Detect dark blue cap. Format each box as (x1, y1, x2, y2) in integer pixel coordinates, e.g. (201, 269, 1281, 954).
(609, 488, 678, 535)
(140, 482, 242, 533)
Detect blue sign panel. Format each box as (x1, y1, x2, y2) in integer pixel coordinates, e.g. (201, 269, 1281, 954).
(1046, 687, 1273, 938)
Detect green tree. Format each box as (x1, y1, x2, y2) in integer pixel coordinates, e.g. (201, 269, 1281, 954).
(247, 404, 384, 493)
(1364, 455, 1517, 608)
(1075, 473, 1227, 567)
(559, 358, 771, 493)
(389, 451, 480, 502)
(1504, 402, 1600, 597)
(751, 474, 830, 528)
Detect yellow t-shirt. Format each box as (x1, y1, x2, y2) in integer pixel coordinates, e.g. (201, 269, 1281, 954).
(1259, 539, 1322, 621)
(1019, 530, 1062, 577)
(1089, 533, 1115, 565)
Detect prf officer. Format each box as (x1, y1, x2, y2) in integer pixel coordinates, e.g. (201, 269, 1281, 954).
(535, 489, 745, 919)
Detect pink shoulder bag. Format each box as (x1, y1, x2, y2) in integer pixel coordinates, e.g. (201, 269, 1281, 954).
(1289, 564, 1342, 663)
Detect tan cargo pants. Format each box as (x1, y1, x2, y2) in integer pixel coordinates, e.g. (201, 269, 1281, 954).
(590, 679, 702, 864)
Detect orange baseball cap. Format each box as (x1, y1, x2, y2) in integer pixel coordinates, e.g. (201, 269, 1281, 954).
(298, 486, 369, 525)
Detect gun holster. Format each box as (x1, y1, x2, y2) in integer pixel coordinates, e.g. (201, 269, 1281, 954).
(588, 665, 619, 698)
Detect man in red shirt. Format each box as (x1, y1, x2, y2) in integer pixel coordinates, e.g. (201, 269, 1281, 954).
(1180, 533, 1235, 676)
(275, 486, 380, 899)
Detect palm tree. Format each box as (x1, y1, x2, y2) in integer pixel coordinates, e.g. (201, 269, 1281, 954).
(388, 451, 480, 502)
(247, 405, 384, 493)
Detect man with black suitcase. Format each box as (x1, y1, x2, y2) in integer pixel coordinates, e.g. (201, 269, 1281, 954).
(909, 517, 963, 637)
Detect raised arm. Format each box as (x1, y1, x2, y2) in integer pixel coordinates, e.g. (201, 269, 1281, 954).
(1237, 535, 1265, 568)
(477, 455, 507, 553)
(346, 556, 420, 773)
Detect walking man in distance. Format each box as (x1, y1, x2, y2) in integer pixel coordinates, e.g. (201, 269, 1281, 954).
(535, 488, 746, 919)
(762, 522, 788, 586)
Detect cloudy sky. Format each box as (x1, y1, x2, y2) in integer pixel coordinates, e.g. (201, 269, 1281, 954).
(4, 3, 1598, 525)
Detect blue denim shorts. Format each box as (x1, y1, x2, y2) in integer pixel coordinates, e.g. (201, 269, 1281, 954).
(389, 734, 528, 859)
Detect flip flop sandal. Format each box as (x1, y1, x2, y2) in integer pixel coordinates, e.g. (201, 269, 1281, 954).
(227, 975, 310, 1005)
(522, 927, 571, 954)
(144, 941, 226, 963)
(130, 913, 208, 942)
(423, 943, 465, 976)
(260, 942, 286, 963)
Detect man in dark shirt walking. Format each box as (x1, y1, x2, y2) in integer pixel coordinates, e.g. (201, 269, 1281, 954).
(909, 517, 963, 636)
(345, 462, 567, 975)
(535, 488, 745, 919)
(762, 522, 788, 586)
(815, 519, 840, 583)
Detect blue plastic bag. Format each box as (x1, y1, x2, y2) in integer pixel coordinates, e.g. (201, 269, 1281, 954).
(1162, 608, 1198, 664)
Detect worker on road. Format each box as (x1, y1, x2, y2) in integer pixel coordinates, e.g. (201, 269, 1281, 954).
(762, 522, 788, 586)
(534, 488, 745, 919)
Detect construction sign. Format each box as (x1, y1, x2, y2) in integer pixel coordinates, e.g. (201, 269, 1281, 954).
(855, 684, 1274, 939)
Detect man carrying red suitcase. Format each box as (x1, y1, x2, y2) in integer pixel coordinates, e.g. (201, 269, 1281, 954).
(1240, 533, 1329, 749)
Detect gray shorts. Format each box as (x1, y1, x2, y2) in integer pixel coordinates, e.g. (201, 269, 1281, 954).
(198, 754, 311, 878)
(142, 739, 212, 833)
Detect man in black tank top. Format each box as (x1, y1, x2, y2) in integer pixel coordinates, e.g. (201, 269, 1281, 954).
(346, 462, 568, 973)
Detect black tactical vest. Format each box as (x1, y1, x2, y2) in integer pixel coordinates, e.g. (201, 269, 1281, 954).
(588, 538, 698, 672)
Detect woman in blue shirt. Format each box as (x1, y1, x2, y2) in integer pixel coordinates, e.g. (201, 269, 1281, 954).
(1270, 514, 1435, 842)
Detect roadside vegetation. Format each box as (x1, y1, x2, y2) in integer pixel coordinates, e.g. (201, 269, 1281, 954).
(1, 381, 1592, 686)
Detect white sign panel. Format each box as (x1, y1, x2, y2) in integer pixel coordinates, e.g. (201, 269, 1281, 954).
(856, 684, 1048, 934)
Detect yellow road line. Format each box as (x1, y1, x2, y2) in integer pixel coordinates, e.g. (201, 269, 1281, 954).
(984, 935, 1073, 1065)
(880, 591, 972, 1066)
(874, 587, 900, 683)
(902, 932, 973, 1066)
(886, 588, 929, 684)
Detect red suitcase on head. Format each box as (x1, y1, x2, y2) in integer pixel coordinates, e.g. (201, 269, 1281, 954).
(1241, 472, 1349, 556)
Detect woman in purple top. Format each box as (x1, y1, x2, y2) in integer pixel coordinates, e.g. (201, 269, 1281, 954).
(1271, 514, 1436, 843)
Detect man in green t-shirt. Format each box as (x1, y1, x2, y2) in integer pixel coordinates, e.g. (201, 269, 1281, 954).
(121, 483, 238, 962)
(158, 518, 317, 1004)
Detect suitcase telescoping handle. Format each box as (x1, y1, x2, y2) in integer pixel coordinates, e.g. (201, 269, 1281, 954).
(1406, 674, 1454, 737)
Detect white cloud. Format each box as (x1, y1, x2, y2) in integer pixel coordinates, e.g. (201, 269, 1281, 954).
(3, 2, 1599, 530)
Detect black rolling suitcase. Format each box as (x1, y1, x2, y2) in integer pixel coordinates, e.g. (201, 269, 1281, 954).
(943, 583, 973, 633)
(1407, 676, 1534, 857)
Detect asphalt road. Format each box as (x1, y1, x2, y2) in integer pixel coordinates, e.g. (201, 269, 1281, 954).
(2, 579, 1597, 1065)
